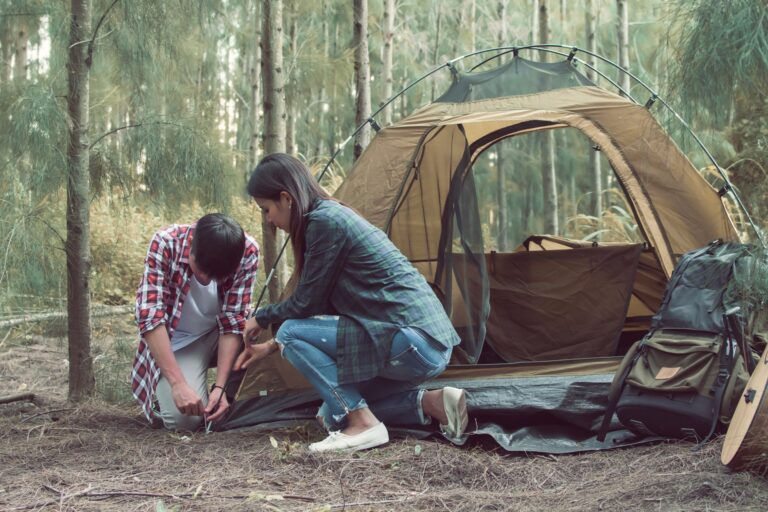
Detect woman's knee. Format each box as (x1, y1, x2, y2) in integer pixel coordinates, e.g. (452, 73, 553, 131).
(275, 319, 302, 347)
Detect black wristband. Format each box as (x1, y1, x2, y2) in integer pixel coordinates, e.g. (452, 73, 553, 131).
(211, 384, 226, 393)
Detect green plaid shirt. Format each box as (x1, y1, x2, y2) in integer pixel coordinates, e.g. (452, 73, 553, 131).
(255, 199, 460, 384)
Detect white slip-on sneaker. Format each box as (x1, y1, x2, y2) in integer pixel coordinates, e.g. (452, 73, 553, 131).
(308, 423, 389, 453)
(440, 387, 468, 439)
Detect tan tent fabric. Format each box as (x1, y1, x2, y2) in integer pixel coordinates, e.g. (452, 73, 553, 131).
(337, 86, 738, 278)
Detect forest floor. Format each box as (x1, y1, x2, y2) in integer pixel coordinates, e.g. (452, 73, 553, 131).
(1, 314, 768, 512)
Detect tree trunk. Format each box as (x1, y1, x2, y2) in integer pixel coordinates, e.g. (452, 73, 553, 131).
(538, 0, 558, 235)
(616, 0, 630, 97)
(468, 0, 476, 52)
(1, 17, 13, 83)
(585, 0, 602, 220)
(286, 4, 298, 156)
(261, 0, 286, 301)
(249, 1, 262, 173)
(66, 0, 95, 402)
(15, 17, 28, 81)
(496, 0, 508, 251)
(315, 0, 330, 158)
(382, 0, 396, 126)
(431, 4, 442, 101)
(353, 0, 371, 161)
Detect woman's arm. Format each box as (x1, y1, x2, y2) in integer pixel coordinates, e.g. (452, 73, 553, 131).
(255, 214, 348, 328)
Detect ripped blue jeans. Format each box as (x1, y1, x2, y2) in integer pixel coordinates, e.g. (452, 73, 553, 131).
(275, 316, 451, 430)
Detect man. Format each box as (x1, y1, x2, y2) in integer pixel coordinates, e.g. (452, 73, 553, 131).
(131, 213, 259, 431)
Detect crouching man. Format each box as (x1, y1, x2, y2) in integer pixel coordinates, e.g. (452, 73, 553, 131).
(131, 213, 259, 431)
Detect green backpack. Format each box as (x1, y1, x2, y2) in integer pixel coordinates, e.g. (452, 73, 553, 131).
(598, 240, 756, 444)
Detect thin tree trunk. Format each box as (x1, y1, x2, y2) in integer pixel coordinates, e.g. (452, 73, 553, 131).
(1, 17, 13, 83)
(616, 0, 630, 97)
(286, 4, 298, 156)
(431, 5, 442, 101)
(496, 0, 508, 251)
(15, 17, 28, 81)
(539, 0, 558, 235)
(315, 1, 330, 157)
(261, 0, 286, 301)
(353, 0, 371, 161)
(468, 0, 476, 52)
(66, 0, 94, 402)
(249, 1, 262, 172)
(382, 0, 396, 126)
(585, 0, 602, 220)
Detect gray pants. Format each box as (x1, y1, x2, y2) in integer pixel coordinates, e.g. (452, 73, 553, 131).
(155, 329, 218, 431)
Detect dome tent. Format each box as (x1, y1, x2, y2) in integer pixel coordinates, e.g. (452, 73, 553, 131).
(222, 46, 751, 453)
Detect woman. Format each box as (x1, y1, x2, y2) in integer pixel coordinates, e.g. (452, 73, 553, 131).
(235, 153, 468, 453)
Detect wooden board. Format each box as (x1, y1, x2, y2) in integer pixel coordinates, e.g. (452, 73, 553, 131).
(721, 344, 768, 470)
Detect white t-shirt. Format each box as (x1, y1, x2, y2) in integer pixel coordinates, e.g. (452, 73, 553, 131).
(171, 276, 220, 351)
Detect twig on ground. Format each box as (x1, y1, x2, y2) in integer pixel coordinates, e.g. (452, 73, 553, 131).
(329, 495, 421, 509)
(11, 484, 316, 510)
(20, 408, 75, 423)
(0, 393, 35, 405)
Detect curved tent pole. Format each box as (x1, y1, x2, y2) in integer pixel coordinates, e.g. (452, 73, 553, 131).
(456, 44, 764, 246)
(252, 44, 763, 312)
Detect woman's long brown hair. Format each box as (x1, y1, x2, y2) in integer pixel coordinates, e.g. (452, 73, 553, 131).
(246, 153, 331, 276)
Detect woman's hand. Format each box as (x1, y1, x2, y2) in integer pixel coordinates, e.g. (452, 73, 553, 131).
(243, 316, 263, 344)
(234, 339, 276, 370)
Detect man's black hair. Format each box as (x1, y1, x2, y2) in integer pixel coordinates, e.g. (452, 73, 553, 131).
(191, 213, 246, 280)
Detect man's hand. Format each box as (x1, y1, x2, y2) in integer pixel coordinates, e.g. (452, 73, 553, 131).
(243, 316, 263, 344)
(171, 381, 204, 416)
(234, 340, 276, 370)
(204, 386, 230, 423)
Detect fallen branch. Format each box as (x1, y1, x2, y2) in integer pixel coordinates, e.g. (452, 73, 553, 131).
(0, 393, 35, 405)
(20, 408, 76, 423)
(0, 305, 131, 329)
(9, 486, 316, 510)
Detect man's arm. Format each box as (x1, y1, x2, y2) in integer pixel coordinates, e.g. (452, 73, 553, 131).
(204, 333, 241, 422)
(143, 326, 205, 416)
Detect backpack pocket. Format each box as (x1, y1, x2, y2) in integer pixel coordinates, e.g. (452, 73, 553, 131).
(616, 331, 725, 440)
(625, 332, 721, 395)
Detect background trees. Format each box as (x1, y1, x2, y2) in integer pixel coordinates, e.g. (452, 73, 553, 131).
(1, 0, 766, 399)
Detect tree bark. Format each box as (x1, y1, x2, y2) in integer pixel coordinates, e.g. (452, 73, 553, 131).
(468, 0, 476, 52)
(286, 3, 298, 157)
(249, 0, 262, 172)
(353, 0, 371, 161)
(1, 16, 14, 83)
(496, 0, 508, 251)
(15, 17, 28, 81)
(382, 0, 396, 126)
(585, 0, 602, 219)
(66, 0, 95, 402)
(616, 0, 630, 97)
(261, 0, 286, 301)
(431, 4, 442, 101)
(538, 0, 558, 235)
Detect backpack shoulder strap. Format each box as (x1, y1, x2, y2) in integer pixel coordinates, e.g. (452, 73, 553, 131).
(597, 340, 645, 442)
(694, 333, 735, 449)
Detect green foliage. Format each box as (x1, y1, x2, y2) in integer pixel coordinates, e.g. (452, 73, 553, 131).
(668, 0, 768, 124)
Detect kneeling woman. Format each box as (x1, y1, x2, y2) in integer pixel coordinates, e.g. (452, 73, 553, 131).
(236, 153, 468, 452)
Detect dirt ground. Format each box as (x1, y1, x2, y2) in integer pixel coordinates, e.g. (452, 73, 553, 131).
(1, 315, 768, 511)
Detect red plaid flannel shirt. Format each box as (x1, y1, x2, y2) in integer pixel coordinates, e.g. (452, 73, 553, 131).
(131, 224, 259, 421)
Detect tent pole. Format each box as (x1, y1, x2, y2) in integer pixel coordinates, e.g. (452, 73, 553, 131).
(253, 43, 764, 309)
